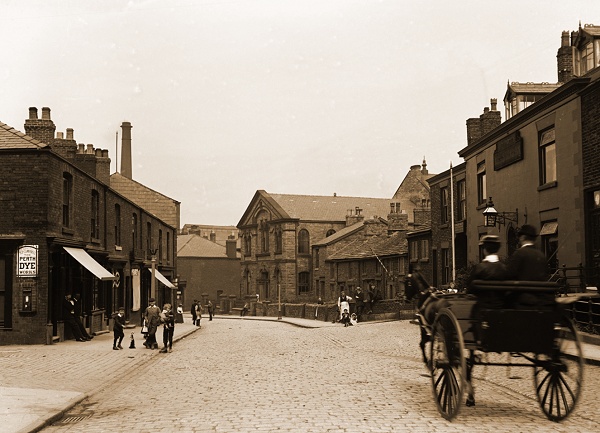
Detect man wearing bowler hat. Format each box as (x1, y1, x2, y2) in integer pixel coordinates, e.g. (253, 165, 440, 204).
(505, 224, 552, 307)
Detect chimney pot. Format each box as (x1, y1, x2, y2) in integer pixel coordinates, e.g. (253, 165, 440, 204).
(28, 107, 38, 120)
(56, 132, 64, 139)
(561, 31, 570, 47)
(41, 107, 51, 120)
(95, 148, 102, 157)
(66, 128, 74, 140)
(490, 98, 497, 111)
(78, 143, 85, 154)
(86, 144, 94, 154)
(102, 149, 109, 158)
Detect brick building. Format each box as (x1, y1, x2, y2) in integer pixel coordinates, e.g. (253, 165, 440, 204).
(426, 162, 467, 288)
(0, 108, 177, 344)
(176, 233, 240, 311)
(456, 24, 600, 281)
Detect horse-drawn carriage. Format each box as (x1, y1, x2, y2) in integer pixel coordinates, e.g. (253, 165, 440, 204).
(413, 280, 593, 422)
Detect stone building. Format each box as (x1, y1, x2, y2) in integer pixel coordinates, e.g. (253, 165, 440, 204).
(0, 108, 177, 345)
(237, 190, 392, 303)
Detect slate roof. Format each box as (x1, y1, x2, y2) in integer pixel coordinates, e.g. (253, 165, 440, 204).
(0, 121, 47, 149)
(328, 231, 407, 261)
(267, 192, 391, 221)
(110, 172, 179, 228)
(313, 221, 365, 246)
(177, 234, 238, 258)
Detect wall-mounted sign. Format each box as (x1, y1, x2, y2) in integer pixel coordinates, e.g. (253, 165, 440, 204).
(17, 245, 38, 277)
(494, 131, 523, 171)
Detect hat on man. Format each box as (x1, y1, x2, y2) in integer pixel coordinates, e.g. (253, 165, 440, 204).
(478, 234, 500, 246)
(149, 298, 155, 303)
(518, 224, 538, 238)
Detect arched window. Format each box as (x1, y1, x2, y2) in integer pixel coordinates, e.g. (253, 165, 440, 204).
(326, 229, 336, 237)
(298, 229, 310, 254)
(274, 226, 283, 254)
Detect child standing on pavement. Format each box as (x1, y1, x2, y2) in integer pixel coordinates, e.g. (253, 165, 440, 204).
(160, 303, 175, 353)
(113, 307, 126, 350)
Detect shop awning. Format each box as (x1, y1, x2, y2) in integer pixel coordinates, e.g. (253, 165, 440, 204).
(63, 247, 117, 281)
(540, 221, 558, 236)
(148, 268, 176, 288)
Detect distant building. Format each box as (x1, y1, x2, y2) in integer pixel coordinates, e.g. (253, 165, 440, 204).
(237, 191, 393, 303)
(177, 233, 240, 311)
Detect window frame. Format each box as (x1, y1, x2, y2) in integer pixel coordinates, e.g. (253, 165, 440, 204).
(539, 128, 557, 186)
(298, 229, 310, 254)
(477, 162, 487, 205)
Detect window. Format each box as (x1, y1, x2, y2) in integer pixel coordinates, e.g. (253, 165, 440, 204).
(62, 173, 72, 227)
(298, 229, 310, 254)
(274, 227, 283, 254)
(441, 187, 449, 224)
(132, 213, 138, 249)
(91, 190, 100, 240)
(477, 162, 486, 205)
(158, 229, 163, 264)
(420, 239, 429, 260)
(441, 248, 450, 285)
(166, 232, 171, 263)
(114, 204, 121, 246)
(457, 180, 466, 221)
(326, 229, 336, 237)
(539, 128, 556, 185)
(410, 240, 418, 261)
(0, 256, 11, 328)
(244, 232, 252, 256)
(259, 219, 269, 253)
(314, 248, 320, 269)
(582, 42, 595, 74)
(146, 222, 152, 256)
(298, 272, 310, 293)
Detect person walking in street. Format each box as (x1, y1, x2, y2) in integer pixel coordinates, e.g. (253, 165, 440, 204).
(160, 303, 175, 353)
(112, 307, 126, 350)
(366, 286, 375, 314)
(195, 301, 203, 326)
(190, 299, 198, 326)
(207, 300, 214, 321)
(143, 298, 161, 349)
(175, 304, 184, 323)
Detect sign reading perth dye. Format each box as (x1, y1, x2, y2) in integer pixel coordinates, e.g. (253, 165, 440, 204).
(17, 245, 38, 277)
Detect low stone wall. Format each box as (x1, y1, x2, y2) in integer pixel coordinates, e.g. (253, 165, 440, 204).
(249, 299, 412, 323)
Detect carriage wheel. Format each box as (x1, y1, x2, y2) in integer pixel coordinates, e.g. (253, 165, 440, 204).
(534, 315, 584, 422)
(430, 308, 467, 420)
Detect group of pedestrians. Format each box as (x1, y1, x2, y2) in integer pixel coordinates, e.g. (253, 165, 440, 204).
(335, 284, 381, 325)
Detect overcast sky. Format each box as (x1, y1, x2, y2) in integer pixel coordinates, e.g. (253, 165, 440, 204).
(1, 1, 596, 226)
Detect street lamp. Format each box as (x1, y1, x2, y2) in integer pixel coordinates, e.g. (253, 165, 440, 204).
(482, 197, 518, 228)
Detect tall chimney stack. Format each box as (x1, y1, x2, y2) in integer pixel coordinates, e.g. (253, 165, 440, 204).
(120, 121, 133, 179)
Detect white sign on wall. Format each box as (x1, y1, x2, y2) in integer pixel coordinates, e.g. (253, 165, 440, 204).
(17, 245, 38, 277)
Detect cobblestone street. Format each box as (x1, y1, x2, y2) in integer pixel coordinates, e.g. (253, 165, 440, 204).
(17, 318, 594, 433)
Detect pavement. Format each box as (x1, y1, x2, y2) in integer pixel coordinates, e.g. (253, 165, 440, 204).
(1, 313, 600, 433)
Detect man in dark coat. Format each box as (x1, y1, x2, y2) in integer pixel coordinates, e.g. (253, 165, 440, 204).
(505, 224, 553, 308)
(467, 235, 508, 309)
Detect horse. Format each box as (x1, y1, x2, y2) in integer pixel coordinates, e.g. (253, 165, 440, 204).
(405, 284, 476, 407)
